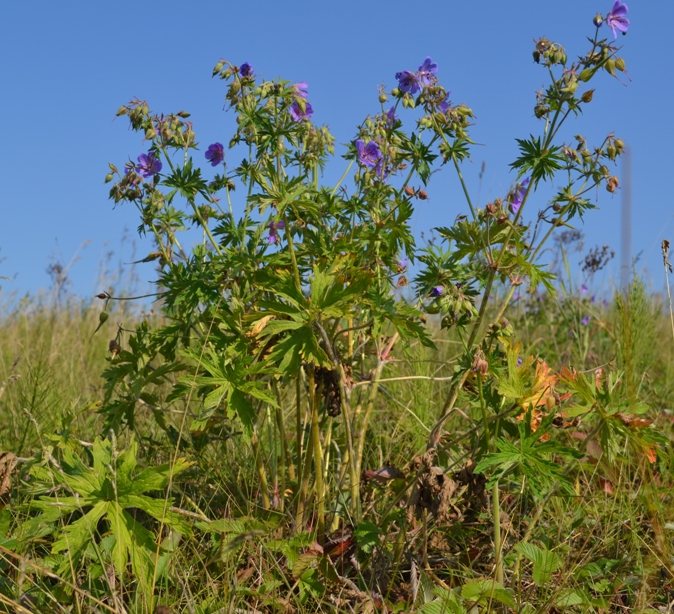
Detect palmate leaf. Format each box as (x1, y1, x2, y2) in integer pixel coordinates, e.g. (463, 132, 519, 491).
(267, 325, 330, 374)
(162, 157, 208, 199)
(514, 542, 562, 584)
(461, 579, 516, 608)
(510, 135, 565, 184)
(437, 220, 510, 262)
(53, 500, 108, 575)
(474, 426, 580, 498)
(107, 503, 156, 593)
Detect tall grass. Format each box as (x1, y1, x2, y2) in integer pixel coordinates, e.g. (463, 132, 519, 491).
(1, 276, 673, 612)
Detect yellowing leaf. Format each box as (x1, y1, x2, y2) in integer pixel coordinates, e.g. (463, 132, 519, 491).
(518, 361, 558, 431)
(246, 315, 275, 338)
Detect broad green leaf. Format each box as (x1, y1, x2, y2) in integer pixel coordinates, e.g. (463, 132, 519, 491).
(514, 542, 562, 584)
(461, 578, 515, 608)
(53, 500, 108, 554)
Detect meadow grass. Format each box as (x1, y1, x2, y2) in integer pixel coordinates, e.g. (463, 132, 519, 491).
(0, 277, 673, 613)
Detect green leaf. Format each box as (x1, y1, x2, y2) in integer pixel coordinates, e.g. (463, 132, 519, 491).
(461, 578, 515, 608)
(128, 457, 192, 495)
(514, 542, 562, 584)
(510, 135, 565, 184)
(53, 500, 109, 575)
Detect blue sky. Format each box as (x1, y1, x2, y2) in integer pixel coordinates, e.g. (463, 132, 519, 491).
(1, 0, 670, 300)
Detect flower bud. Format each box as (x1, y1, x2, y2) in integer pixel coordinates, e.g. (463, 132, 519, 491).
(404, 186, 415, 197)
(105, 173, 114, 183)
(96, 293, 108, 300)
(534, 104, 550, 118)
(614, 138, 624, 153)
(533, 50, 541, 64)
(604, 59, 616, 76)
(552, 203, 561, 212)
(607, 144, 617, 159)
(391, 88, 401, 97)
(378, 93, 388, 103)
(562, 80, 578, 95)
(177, 110, 191, 118)
(579, 68, 594, 82)
(229, 81, 241, 95)
(600, 165, 609, 176)
(213, 61, 225, 75)
(145, 128, 156, 140)
(116, 106, 127, 116)
(108, 162, 118, 173)
(615, 58, 626, 72)
(418, 190, 428, 200)
(606, 176, 619, 193)
(581, 89, 595, 103)
(98, 312, 109, 325)
(593, 13, 603, 27)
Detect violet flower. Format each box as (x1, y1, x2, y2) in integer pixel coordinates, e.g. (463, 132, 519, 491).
(395, 70, 420, 94)
(438, 92, 451, 113)
(580, 283, 588, 295)
(293, 82, 309, 99)
(240, 62, 253, 77)
(267, 220, 285, 244)
(581, 315, 590, 326)
(355, 139, 383, 169)
(290, 101, 314, 122)
(205, 142, 225, 167)
(509, 176, 530, 214)
(386, 106, 399, 127)
(605, 0, 629, 37)
(396, 258, 408, 269)
(417, 57, 438, 86)
(135, 152, 162, 178)
(431, 286, 444, 297)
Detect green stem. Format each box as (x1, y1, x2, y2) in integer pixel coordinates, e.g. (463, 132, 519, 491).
(308, 366, 325, 540)
(451, 153, 477, 221)
(252, 432, 271, 510)
(354, 361, 385, 492)
(331, 159, 354, 197)
(283, 212, 303, 295)
(493, 480, 503, 585)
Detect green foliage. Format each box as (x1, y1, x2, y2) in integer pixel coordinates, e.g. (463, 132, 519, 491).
(17, 437, 191, 593)
(4, 8, 671, 613)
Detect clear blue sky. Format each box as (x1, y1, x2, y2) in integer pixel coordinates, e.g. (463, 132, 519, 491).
(1, 0, 670, 300)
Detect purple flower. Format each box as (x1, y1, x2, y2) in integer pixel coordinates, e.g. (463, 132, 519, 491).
(431, 286, 444, 297)
(605, 0, 629, 37)
(581, 315, 590, 326)
(267, 220, 285, 245)
(417, 57, 438, 86)
(509, 176, 530, 214)
(290, 100, 314, 122)
(355, 139, 383, 169)
(517, 356, 523, 368)
(396, 258, 408, 269)
(293, 82, 309, 99)
(438, 92, 451, 113)
(135, 152, 162, 178)
(240, 62, 253, 77)
(386, 106, 399, 127)
(580, 283, 588, 295)
(205, 142, 225, 167)
(395, 70, 420, 94)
